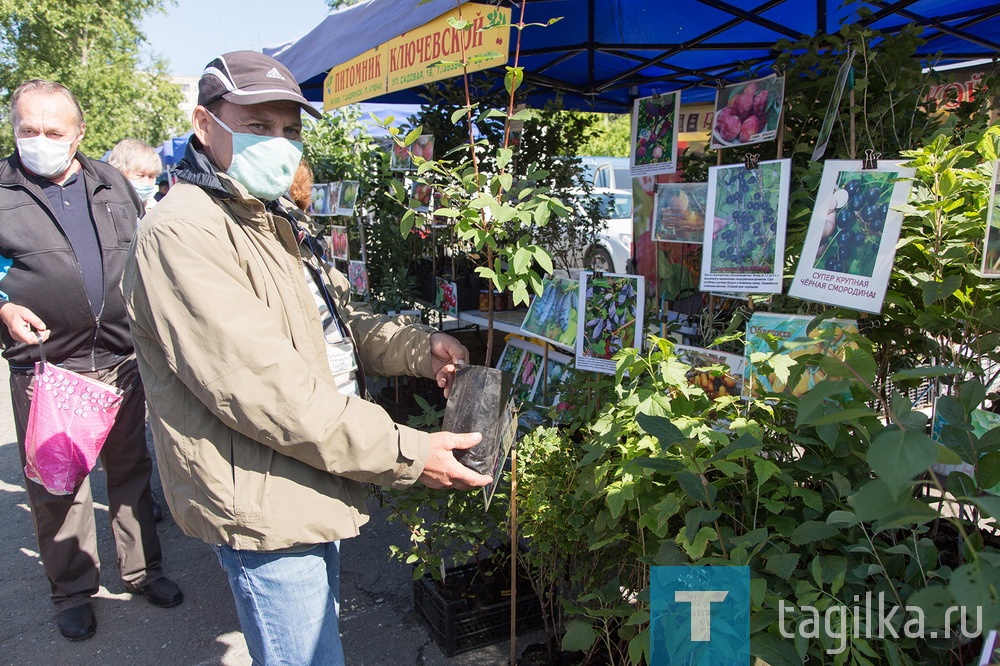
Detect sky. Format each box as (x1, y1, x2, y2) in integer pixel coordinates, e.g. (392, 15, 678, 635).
(141, 0, 332, 77)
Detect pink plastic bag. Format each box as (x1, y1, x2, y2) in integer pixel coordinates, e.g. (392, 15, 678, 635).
(23, 342, 124, 495)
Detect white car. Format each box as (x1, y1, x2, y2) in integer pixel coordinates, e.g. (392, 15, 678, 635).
(581, 188, 633, 274)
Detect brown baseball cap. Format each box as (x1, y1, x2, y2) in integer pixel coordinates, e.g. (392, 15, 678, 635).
(198, 50, 321, 118)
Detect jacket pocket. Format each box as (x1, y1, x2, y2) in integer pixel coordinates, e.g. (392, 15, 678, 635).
(98, 201, 139, 247)
(231, 431, 272, 522)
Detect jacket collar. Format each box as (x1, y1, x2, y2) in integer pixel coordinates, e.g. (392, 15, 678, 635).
(175, 137, 233, 198)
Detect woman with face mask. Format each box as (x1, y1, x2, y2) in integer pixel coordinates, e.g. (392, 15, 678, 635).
(107, 139, 163, 212)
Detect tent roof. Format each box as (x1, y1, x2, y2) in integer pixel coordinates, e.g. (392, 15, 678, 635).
(270, 0, 1000, 112)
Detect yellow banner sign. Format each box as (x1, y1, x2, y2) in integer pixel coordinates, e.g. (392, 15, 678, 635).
(324, 45, 387, 110)
(323, 2, 510, 110)
(386, 4, 510, 93)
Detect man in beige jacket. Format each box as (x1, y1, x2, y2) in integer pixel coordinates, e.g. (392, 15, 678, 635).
(121, 51, 490, 665)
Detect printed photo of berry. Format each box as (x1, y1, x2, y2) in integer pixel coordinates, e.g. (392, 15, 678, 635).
(813, 171, 898, 278)
(330, 225, 349, 261)
(348, 260, 369, 297)
(630, 92, 680, 177)
(434, 277, 458, 317)
(710, 75, 785, 150)
(575, 272, 645, 375)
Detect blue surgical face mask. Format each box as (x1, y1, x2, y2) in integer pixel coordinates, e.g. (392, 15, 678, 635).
(208, 111, 303, 201)
(129, 179, 157, 201)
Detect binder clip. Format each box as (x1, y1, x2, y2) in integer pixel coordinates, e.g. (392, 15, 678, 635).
(744, 153, 760, 171)
(593, 270, 605, 280)
(862, 149, 880, 170)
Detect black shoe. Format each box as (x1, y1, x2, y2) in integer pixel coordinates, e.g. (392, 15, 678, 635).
(126, 577, 183, 608)
(58, 603, 96, 641)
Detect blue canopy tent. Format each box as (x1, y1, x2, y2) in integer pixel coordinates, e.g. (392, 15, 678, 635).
(157, 134, 192, 167)
(270, 0, 1000, 112)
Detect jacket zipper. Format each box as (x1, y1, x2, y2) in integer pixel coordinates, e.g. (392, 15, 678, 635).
(88, 203, 112, 370)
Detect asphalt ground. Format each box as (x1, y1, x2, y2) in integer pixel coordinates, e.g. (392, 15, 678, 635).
(0, 361, 531, 665)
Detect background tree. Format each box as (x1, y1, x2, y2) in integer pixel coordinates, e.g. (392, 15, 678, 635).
(0, 0, 185, 156)
(574, 111, 630, 157)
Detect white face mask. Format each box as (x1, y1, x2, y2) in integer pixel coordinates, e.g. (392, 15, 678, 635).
(208, 111, 303, 201)
(129, 179, 157, 201)
(17, 134, 76, 178)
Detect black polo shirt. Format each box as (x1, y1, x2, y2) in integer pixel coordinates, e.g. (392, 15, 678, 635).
(35, 170, 104, 317)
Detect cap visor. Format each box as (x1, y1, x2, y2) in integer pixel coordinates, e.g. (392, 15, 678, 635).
(222, 90, 322, 118)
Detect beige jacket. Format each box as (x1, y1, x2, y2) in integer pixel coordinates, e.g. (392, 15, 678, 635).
(122, 167, 435, 551)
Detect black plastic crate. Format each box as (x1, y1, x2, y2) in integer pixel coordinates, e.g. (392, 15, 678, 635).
(413, 562, 544, 656)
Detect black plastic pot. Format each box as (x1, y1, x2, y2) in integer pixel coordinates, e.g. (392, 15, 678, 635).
(442, 365, 514, 475)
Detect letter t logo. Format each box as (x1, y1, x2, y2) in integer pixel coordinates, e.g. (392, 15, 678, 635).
(674, 590, 729, 641)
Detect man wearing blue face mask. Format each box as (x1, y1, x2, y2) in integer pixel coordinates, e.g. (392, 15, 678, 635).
(122, 51, 490, 665)
(0, 79, 183, 642)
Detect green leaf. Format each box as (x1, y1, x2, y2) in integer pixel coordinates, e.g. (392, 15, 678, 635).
(496, 147, 513, 170)
(791, 521, 841, 545)
(920, 275, 963, 306)
(765, 552, 800, 578)
(562, 620, 597, 652)
(808, 407, 877, 426)
(533, 247, 554, 275)
(504, 66, 524, 95)
(709, 433, 763, 462)
(971, 494, 1000, 519)
(631, 457, 684, 472)
(753, 459, 781, 485)
(678, 526, 716, 558)
(826, 510, 860, 526)
(889, 366, 963, 383)
(866, 428, 937, 498)
(978, 451, 1000, 489)
(795, 379, 852, 427)
(675, 470, 716, 505)
(450, 106, 470, 125)
(400, 209, 415, 237)
(949, 560, 1000, 620)
(907, 586, 956, 628)
(685, 507, 721, 544)
(636, 413, 688, 451)
(849, 480, 907, 521)
(751, 632, 803, 666)
(403, 127, 422, 146)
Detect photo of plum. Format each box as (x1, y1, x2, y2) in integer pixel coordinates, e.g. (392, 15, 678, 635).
(633, 95, 677, 166)
(710, 163, 782, 273)
(711, 76, 785, 149)
(812, 171, 898, 277)
(581, 276, 639, 360)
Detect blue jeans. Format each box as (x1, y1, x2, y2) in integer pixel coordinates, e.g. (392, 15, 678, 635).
(213, 542, 344, 666)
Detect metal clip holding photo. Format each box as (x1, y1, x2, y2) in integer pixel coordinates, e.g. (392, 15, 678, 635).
(862, 148, 880, 170)
(744, 152, 760, 171)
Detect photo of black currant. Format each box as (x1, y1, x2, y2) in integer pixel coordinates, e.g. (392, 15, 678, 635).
(710, 162, 783, 274)
(814, 170, 900, 277)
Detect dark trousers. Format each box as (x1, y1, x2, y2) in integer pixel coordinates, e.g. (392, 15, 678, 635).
(10, 355, 163, 610)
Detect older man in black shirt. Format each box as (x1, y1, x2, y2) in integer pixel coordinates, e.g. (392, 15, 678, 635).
(0, 79, 182, 642)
